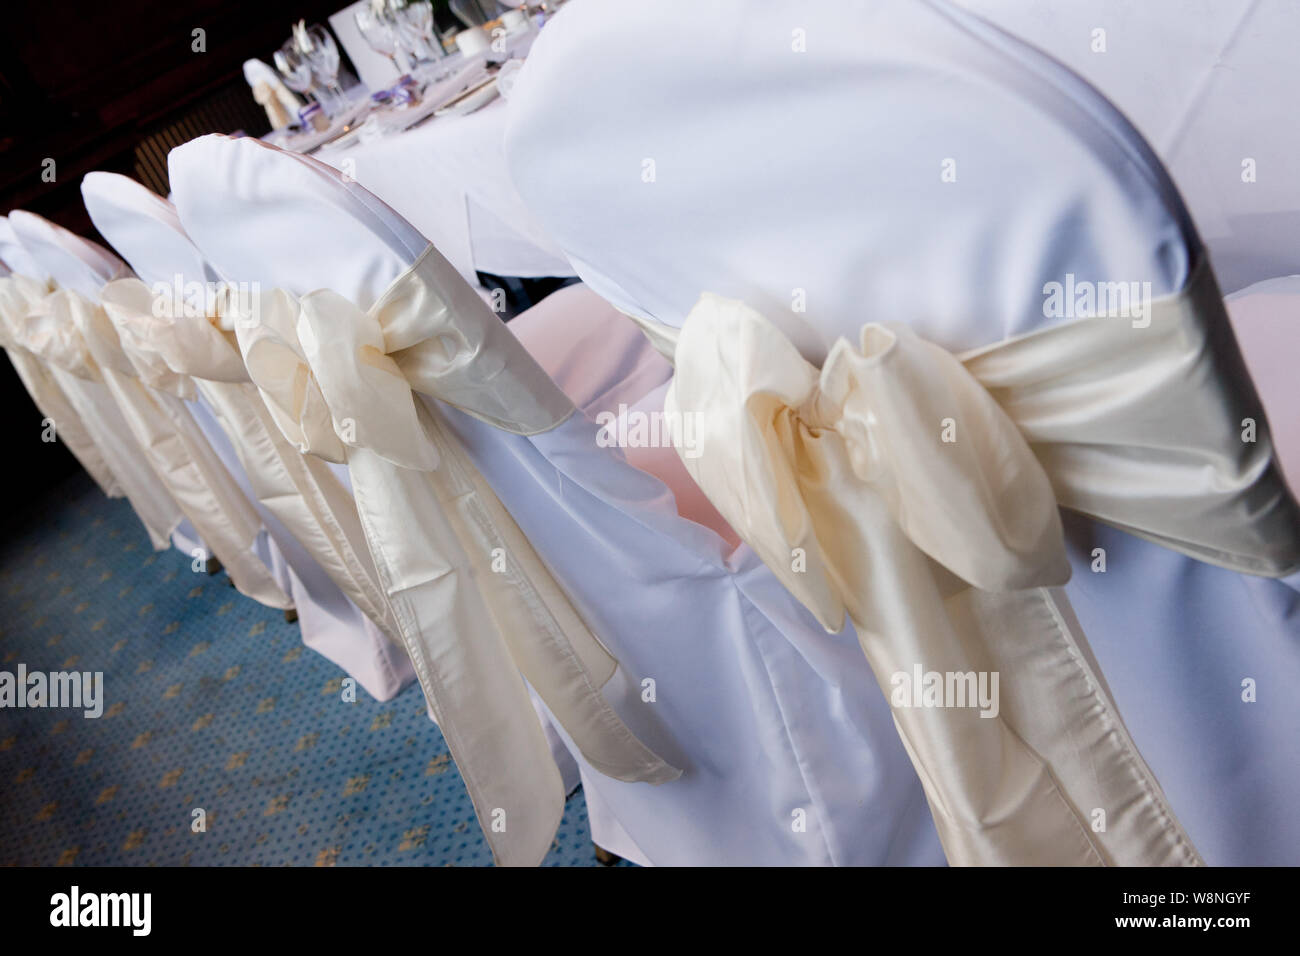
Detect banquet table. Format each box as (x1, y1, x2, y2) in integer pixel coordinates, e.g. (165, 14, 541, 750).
(313, 97, 572, 286)
(293, 22, 574, 288)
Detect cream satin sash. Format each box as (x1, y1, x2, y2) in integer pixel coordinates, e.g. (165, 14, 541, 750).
(661, 258, 1300, 866)
(9, 280, 184, 550)
(235, 244, 680, 866)
(30, 285, 291, 609)
(0, 274, 122, 499)
(98, 277, 406, 653)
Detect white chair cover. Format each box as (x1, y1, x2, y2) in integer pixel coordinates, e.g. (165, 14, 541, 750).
(7, 210, 290, 610)
(81, 171, 416, 701)
(1, 217, 123, 500)
(170, 135, 688, 866)
(954, 0, 1300, 295)
(505, 0, 1300, 864)
(167, 133, 945, 866)
(3, 214, 185, 550)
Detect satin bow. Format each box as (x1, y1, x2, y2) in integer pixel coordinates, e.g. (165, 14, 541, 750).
(662, 260, 1300, 867)
(0, 274, 123, 499)
(667, 293, 1070, 634)
(36, 285, 291, 609)
(100, 279, 253, 397)
(8, 282, 105, 382)
(236, 244, 680, 866)
(98, 277, 409, 689)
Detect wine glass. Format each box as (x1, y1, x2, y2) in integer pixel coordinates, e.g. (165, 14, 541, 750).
(295, 23, 346, 115)
(392, 1, 440, 61)
(355, 1, 413, 81)
(390, 0, 451, 83)
(274, 42, 316, 101)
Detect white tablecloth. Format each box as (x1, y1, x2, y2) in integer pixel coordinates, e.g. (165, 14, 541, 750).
(313, 66, 573, 286)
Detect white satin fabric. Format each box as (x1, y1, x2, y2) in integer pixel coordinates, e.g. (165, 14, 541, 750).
(1226, 278, 1300, 496)
(0, 217, 44, 280)
(953, 0, 1300, 296)
(507, 0, 1300, 863)
(225, 244, 680, 866)
(0, 272, 122, 499)
(2, 275, 184, 551)
(664, 257, 1297, 865)
(49, 285, 291, 608)
(171, 133, 948, 868)
(82, 171, 416, 700)
(8, 211, 288, 608)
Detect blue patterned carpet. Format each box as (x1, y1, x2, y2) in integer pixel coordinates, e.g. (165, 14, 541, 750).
(0, 471, 604, 866)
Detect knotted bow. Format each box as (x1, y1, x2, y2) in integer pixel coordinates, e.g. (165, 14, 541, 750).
(7, 278, 104, 382)
(667, 293, 1070, 634)
(36, 285, 290, 609)
(100, 276, 409, 689)
(236, 244, 680, 866)
(101, 279, 253, 385)
(0, 274, 122, 499)
(664, 260, 1300, 867)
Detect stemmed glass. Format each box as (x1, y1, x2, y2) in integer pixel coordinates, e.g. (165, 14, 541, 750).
(273, 42, 316, 103)
(294, 23, 347, 116)
(391, 1, 451, 83)
(392, 2, 441, 61)
(355, 1, 413, 81)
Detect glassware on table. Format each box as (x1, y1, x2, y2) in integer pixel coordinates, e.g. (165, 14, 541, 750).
(390, 0, 452, 84)
(293, 22, 347, 117)
(274, 42, 317, 102)
(355, 1, 414, 81)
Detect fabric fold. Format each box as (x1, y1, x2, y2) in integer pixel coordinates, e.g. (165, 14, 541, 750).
(97, 276, 408, 668)
(0, 274, 122, 498)
(42, 285, 291, 609)
(8, 279, 183, 550)
(666, 257, 1300, 866)
(236, 243, 680, 866)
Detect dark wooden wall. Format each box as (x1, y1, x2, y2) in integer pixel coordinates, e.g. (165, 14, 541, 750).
(0, 0, 358, 514)
(0, 0, 360, 237)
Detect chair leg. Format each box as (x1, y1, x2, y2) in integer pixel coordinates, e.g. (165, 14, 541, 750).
(284, 608, 299, 624)
(593, 844, 622, 867)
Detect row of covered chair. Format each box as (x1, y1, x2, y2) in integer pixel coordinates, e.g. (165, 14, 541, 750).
(1, 0, 1298, 866)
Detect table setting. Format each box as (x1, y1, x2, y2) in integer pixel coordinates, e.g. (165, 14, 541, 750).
(244, 1, 563, 283)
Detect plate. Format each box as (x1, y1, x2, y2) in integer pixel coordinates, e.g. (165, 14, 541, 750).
(434, 78, 500, 117)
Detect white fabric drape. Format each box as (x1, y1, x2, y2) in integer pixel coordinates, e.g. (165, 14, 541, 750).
(0, 274, 122, 499)
(98, 277, 406, 655)
(665, 258, 1299, 865)
(7, 279, 184, 550)
(232, 243, 680, 866)
(26, 282, 290, 608)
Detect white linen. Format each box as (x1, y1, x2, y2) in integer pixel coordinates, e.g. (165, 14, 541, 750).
(953, 0, 1300, 295)
(0, 270, 123, 500)
(169, 131, 945, 866)
(7, 211, 289, 608)
(505, 0, 1300, 863)
(0, 217, 44, 279)
(314, 98, 571, 285)
(81, 171, 416, 701)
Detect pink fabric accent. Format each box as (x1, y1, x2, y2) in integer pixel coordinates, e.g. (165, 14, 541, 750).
(510, 284, 739, 546)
